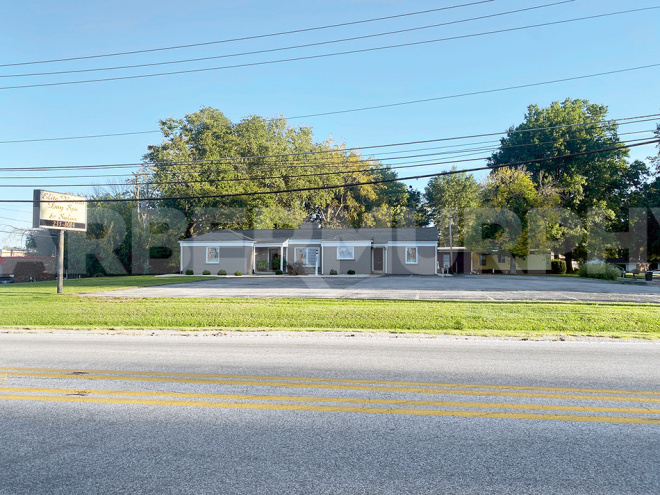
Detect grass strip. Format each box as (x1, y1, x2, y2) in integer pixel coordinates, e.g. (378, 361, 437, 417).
(0, 277, 658, 339)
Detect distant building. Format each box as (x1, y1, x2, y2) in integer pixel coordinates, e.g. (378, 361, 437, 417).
(0, 256, 56, 282)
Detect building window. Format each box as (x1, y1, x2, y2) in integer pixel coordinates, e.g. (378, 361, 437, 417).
(405, 247, 418, 264)
(480, 254, 487, 266)
(442, 254, 450, 268)
(498, 254, 507, 264)
(337, 245, 354, 260)
(295, 247, 319, 267)
(206, 247, 219, 264)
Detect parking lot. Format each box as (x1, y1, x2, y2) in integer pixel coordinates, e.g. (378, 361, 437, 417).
(90, 274, 660, 304)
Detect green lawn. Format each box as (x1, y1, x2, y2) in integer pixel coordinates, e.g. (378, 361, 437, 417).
(0, 276, 658, 339)
(0, 275, 210, 295)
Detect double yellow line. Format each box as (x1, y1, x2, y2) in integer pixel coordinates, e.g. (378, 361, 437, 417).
(2, 367, 659, 425)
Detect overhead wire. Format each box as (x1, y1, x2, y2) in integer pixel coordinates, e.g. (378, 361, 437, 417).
(0, 1, 494, 68)
(1, 139, 657, 204)
(2, 6, 658, 90)
(1, 113, 656, 172)
(1, 135, 656, 189)
(2, 2, 574, 79)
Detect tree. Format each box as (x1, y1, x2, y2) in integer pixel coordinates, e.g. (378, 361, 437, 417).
(488, 98, 647, 266)
(424, 168, 482, 246)
(143, 107, 418, 234)
(468, 168, 559, 273)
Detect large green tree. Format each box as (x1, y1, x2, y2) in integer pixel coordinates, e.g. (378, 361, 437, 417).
(488, 99, 648, 265)
(143, 107, 419, 235)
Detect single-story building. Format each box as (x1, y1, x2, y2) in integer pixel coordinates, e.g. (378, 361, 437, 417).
(179, 223, 439, 275)
(0, 256, 56, 282)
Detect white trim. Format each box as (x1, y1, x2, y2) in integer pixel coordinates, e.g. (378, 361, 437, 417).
(179, 241, 254, 247)
(254, 242, 287, 248)
(206, 246, 220, 264)
(336, 246, 355, 260)
(387, 241, 438, 247)
(180, 245, 183, 273)
(404, 246, 418, 265)
(287, 240, 322, 245)
(322, 241, 372, 247)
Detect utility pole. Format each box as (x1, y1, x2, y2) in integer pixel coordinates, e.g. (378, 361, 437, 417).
(448, 215, 454, 275)
(57, 230, 64, 294)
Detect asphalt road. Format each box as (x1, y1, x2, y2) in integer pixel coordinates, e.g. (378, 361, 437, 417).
(1, 333, 659, 494)
(88, 274, 660, 303)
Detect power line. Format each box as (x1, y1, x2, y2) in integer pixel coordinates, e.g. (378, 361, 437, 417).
(2, 2, 573, 79)
(0, 1, 493, 68)
(2, 6, 658, 90)
(1, 67, 658, 147)
(0, 130, 160, 144)
(2, 135, 655, 189)
(2, 139, 657, 204)
(2, 113, 656, 172)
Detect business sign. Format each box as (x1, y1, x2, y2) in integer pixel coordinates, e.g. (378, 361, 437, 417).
(32, 190, 87, 232)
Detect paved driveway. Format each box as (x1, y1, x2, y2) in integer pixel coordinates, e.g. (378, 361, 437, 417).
(89, 275, 660, 303)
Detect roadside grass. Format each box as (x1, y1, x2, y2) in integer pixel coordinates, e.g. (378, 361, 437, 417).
(0, 275, 210, 295)
(0, 278, 658, 339)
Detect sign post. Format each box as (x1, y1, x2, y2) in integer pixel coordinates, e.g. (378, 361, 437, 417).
(32, 190, 87, 294)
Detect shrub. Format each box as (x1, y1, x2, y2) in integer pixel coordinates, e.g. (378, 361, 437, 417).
(551, 260, 566, 275)
(577, 261, 623, 281)
(234, 271, 242, 276)
(256, 259, 269, 271)
(272, 257, 286, 270)
(185, 269, 194, 275)
(290, 262, 305, 275)
(218, 269, 227, 276)
(275, 269, 283, 275)
(347, 269, 355, 275)
(202, 270, 211, 275)
(330, 269, 338, 275)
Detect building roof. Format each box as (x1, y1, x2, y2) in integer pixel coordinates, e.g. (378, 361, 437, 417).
(182, 227, 438, 244)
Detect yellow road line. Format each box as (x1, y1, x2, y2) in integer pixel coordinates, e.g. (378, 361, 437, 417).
(1, 386, 659, 415)
(6, 371, 660, 403)
(2, 366, 658, 397)
(1, 392, 659, 425)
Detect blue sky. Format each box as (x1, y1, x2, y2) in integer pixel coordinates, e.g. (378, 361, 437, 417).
(1, 0, 659, 247)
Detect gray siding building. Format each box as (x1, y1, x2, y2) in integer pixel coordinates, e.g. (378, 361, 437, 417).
(179, 225, 439, 275)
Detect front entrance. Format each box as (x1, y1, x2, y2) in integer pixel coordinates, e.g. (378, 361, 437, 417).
(373, 247, 384, 272)
(269, 249, 280, 271)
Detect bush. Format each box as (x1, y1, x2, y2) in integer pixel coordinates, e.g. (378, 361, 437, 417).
(202, 270, 211, 275)
(275, 269, 283, 275)
(256, 259, 269, 271)
(290, 262, 305, 275)
(218, 269, 227, 276)
(347, 269, 355, 275)
(551, 260, 566, 275)
(185, 269, 194, 275)
(330, 269, 338, 275)
(234, 271, 242, 276)
(577, 261, 623, 281)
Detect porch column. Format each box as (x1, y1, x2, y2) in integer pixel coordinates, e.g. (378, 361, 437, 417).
(252, 246, 256, 274)
(280, 246, 283, 271)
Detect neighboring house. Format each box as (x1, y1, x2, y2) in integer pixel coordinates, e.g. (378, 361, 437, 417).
(471, 251, 555, 274)
(179, 223, 439, 275)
